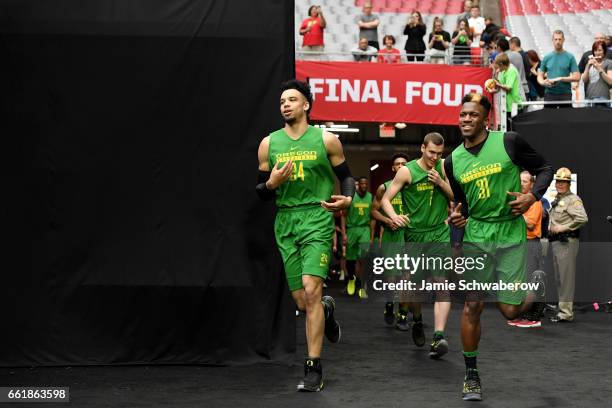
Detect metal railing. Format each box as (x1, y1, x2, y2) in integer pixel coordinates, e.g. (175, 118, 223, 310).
(295, 49, 487, 66)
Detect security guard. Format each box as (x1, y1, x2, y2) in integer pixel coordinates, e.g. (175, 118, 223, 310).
(548, 167, 588, 323)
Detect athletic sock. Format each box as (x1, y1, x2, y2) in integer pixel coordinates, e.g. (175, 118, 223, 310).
(433, 331, 444, 340)
(463, 350, 478, 371)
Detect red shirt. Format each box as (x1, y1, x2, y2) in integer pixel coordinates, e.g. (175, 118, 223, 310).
(377, 48, 401, 64)
(300, 17, 324, 46)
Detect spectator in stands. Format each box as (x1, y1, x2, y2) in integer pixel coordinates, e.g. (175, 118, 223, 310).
(403, 11, 426, 62)
(452, 19, 473, 65)
(581, 40, 612, 105)
(299, 5, 326, 60)
(578, 33, 611, 74)
(497, 38, 529, 99)
(538, 30, 580, 108)
(378, 35, 401, 64)
(509, 37, 531, 81)
(457, 0, 473, 24)
(480, 17, 500, 47)
(356, 2, 380, 50)
(427, 17, 451, 64)
(351, 37, 378, 62)
(490, 53, 524, 116)
(526, 50, 545, 100)
(467, 6, 486, 50)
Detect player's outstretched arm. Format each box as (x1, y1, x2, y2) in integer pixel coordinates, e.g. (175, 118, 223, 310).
(371, 184, 395, 230)
(321, 131, 354, 211)
(381, 166, 411, 228)
(255, 136, 292, 201)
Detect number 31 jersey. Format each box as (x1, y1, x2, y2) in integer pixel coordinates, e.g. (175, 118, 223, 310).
(451, 131, 521, 222)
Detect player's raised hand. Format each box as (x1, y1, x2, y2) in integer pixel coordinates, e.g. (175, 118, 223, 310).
(507, 191, 536, 215)
(267, 160, 293, 189)
(321, 195, 352, 212)
(447, 201, 466, 228)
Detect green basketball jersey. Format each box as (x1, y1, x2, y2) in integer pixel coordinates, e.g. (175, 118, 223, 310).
(347, 191, 372, 228)
(451, 131, 520, 222)
(382, 180, 405, 226)
(268, 126, 334, 208)
(402, 159, 448, 231)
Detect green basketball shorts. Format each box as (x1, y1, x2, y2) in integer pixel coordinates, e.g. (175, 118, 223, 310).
(274, 204, 334, 291)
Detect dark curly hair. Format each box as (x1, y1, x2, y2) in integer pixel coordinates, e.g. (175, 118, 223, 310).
(280, 79, 313, 114)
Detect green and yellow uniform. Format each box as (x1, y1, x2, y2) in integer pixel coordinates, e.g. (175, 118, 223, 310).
(346, 191, 372, 261)
(451, 131, 526, 304)
(403, 159, 450, 280)
(381, 181, 406, 276)
(268, 125, 335, 291)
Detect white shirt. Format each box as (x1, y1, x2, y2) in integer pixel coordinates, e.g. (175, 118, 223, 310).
(468, 16, 486, 48)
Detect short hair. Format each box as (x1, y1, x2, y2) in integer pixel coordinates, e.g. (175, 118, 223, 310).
(552, 30, 564, 38)
(383, 34, 396, 45)
(470, 5, 480, 10)
(280, 79, 313, 114)
(496, 38, 510, 51)
(461, 93, 492, 115)
(423, 132, 445, 146)
(357, 176, 368, 182)
(509, 36, 521, 47)
(520, 170, 535, 182)
(495, 52, 510, 68)
(592, 40, 607, 55)
(391, 152, 409, 163)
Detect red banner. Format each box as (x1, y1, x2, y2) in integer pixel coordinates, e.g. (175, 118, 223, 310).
(296, 61, 492, 125)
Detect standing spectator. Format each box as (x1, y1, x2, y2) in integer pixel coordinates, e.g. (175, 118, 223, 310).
(578, 33, 610, 74)
(378, 35, 401, 64)
(427, 18, 451, 64)
(403, 11, 426, 62)
(548, 167, 588, 323)
(457, 0, 473, 24)
(508, 171, 545, 328)
(351, 38, 378, 62)
(299, 5, 326, 60)
(467, 6, 486, 49)
(498, 38, 529, 98)
(538, 30, 580, 108)
(452, 19, 473, 65)
(509, 37, 531, 82)
(356, 2, 380, 50)
(581, 40, 612, 104)
(526, 50, 545, 100)
(490, 53, 523, 115)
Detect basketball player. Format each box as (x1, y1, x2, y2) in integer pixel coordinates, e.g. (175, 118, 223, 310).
(256, 80, 355, 392)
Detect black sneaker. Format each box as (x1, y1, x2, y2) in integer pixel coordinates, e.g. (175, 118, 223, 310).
(384, 302, 395, 325)
(395, 313, 410, 331)
(462, 368, 482, 401)
(429, 337, 449, 359)
(297, 358, 323, 392)
(322, 296, 341, 343)
(412, 320, 425, 347)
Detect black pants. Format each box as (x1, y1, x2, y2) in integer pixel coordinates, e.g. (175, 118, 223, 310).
(544, 93, 572, 109)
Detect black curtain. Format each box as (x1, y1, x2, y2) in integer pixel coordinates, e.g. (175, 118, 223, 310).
(0, 0, 296, 366)
(513, 107, 612, 301)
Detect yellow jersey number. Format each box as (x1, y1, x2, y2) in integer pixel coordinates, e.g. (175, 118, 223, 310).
(290, 161, 305, 181)
(475, 177, 491, 199)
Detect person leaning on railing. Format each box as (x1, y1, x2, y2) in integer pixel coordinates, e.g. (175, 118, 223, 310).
(351, 38, 378, 62)
(490, 53, 523, 115)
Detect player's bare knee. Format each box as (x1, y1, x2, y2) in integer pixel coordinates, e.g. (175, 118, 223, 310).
(463, 301, 484, 317)
(499, 304, 520, 320)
